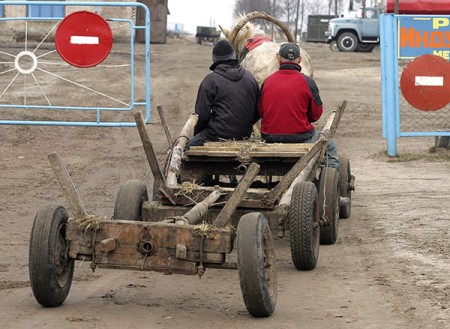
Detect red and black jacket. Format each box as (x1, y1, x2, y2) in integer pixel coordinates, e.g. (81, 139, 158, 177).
(258, 62, 323, 135)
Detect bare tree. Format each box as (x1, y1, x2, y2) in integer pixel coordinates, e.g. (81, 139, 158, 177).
(307, 0, 326, 15)
(233, 0, 271, 19)
(232, 0, 345, 40)
(279, 0, 297, 23)
(233, 0, 283, 32)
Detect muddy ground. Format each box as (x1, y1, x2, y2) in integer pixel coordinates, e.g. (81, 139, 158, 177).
(0, 36, 449, 329)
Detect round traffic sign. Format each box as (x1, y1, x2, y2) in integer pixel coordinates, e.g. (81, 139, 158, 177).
(55, 11, 113, 68)
(400, 54, 450, 111)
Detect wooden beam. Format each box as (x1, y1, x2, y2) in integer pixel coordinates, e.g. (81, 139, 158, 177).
(181, 189, 223, 225)
(278, 152, 320, 206)
(263, 139, 324, 206)
(213, 162, 260, 228)
(166, 114, 198, 186)
(134, 112, 176, 205)
(48, 152, 87, 219)
(156, 105, 173, 147)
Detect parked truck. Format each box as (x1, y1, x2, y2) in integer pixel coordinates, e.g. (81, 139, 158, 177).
(325, 6, 380, 52)
(325, 0, 450, 52)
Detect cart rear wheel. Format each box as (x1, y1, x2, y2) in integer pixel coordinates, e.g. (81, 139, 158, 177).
(339, 156, 352, 218)
(289, 181, 320, 270)
(237, 212, 277, 317)
(113, 180, 148, 221)
(319, 167, 340, 245)
(29, 204, 74, 307)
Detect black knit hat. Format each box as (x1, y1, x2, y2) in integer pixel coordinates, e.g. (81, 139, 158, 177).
(212, 39, 236, 62)
(279, 42, 300, 60)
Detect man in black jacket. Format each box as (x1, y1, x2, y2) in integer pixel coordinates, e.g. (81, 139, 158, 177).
(186, 39, 260, 148)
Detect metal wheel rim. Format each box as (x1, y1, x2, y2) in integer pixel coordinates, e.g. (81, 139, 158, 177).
(263, 225, 276, 299)
(342, 37, 354, 49)
(55, 223, 71, 287)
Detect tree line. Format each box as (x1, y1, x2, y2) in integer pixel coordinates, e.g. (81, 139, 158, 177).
(232, 0, 345, 39)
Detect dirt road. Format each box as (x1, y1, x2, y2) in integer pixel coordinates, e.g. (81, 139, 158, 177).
(0, 37, 449, 329)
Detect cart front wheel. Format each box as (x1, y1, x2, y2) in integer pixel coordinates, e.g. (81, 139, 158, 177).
(113, 180, 148, 221)
(237, 212, 277, 317)
(319, 167, 340, 245)
(289, 181, 320, 270)
(29, 204, 74, 307)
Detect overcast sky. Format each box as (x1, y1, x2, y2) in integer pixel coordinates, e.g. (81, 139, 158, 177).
(167, 0, 235, 34)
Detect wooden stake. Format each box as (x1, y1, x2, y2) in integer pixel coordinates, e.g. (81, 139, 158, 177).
(134, 112, 176, 205)
(166, 113, 198, 186)
(182, 189, 223, 225)
(48, 152, 87, 219)
(213, 162, 260, 228)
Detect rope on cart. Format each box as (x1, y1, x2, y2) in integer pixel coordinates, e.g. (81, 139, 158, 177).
(76, 215, 103, 272)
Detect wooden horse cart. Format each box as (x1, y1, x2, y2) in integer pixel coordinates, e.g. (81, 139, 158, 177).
(29, 101, 353, 317)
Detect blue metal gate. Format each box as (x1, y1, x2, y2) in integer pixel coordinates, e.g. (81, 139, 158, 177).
(380, 14, 450, 156)
(0, 1, 151, 126)
(29, 2, 65, 18)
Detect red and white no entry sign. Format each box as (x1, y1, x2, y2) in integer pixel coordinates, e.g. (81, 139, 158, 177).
(55, 11, 113, 68)
(400, 54, 450, 111)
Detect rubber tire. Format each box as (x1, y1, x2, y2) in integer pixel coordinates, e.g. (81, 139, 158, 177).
(339, 156, 352, 219)
(29, 204, 74, 307)
(337, 32, 358, 52)
(355, 43, 376, 52)
(237, 212, 277, 317)
(289, 181, 320, 270)
(318, 168, 340, 245)
(113, 180, 148, 221)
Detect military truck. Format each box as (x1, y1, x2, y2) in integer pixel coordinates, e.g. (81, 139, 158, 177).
(195, 26, 220, 45)
(325, 6, 380, 52)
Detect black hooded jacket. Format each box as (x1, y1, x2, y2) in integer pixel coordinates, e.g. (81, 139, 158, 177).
(194, 61, 260, 140)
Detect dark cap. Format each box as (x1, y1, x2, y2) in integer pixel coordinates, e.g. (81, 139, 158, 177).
(212, 39, 236, 62)
(279, 42, 300, 60)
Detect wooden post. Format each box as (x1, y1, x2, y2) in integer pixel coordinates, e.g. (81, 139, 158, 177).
(182, 189, 223, 225)
(213, 162, 260, 228)
(263, 139, 324, 205)
(48, 152, 87, 219)
(134, 112, 176, 205)
(166, 114, 198, 186)
(278, 152, 320, 206)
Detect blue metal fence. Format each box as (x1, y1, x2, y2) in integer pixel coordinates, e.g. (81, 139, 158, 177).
(0, 1, 151, 127)
(380, 14, 450, 156)
(29, 3, 64, 18)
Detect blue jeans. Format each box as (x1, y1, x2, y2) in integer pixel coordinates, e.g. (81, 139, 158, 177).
(308, 130, 339, 170)
(185, 132, 218, 149)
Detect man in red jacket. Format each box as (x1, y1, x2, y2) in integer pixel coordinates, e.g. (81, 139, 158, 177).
(258, 42, 339, 169)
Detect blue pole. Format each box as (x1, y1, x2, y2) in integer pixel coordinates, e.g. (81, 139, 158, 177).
(381, 14, 399, 156)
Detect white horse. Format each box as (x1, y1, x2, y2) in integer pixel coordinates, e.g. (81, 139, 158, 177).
(220, 12, 313, 85)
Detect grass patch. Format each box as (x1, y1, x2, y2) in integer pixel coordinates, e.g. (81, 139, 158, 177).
(373, 147, 450, 163)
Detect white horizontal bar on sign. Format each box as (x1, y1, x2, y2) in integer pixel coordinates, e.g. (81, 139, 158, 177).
(70, 36, 100, 45)
(415, 76, 444, 86)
